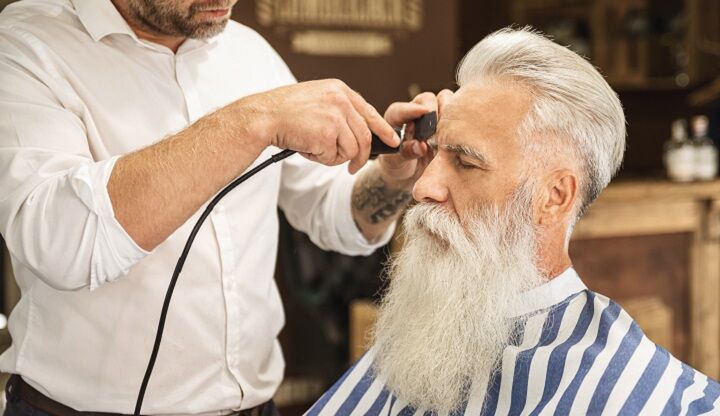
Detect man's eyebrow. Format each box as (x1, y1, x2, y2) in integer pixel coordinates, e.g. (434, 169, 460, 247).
(442, 143, 493, 167)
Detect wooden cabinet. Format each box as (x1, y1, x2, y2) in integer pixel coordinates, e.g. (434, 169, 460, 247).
(510, 0, 720, 89)
(573, 179, 720, 378)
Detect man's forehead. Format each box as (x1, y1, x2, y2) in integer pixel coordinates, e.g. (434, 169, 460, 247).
(440, 81, 532, 134)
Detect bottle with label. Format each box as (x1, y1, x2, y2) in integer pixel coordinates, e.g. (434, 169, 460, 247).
(664, 119, 695, 182)
(691, 115, 718, 181)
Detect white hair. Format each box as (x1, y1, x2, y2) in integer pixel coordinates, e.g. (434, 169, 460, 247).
(457, 26, 626, 219)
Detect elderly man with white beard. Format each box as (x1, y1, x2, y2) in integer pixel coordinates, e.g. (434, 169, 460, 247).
(306, 27, 720, 416)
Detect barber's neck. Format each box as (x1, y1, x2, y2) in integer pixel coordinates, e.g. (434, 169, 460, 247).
(111, 0, 186, 53)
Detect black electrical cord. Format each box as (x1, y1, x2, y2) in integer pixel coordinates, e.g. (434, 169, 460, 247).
(134, 149, 295, 415)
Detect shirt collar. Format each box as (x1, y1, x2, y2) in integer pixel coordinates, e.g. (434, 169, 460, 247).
(512, 267, 587, 317)
(70, 0, 138, 42)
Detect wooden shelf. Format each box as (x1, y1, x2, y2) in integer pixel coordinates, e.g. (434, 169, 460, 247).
(574, 178, 720, 239)
(598, 177, 720, 202)
(511, 0, 719, 91)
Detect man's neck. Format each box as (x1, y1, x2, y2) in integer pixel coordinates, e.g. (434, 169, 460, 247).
(536, 224, 573, 279)
(539, 254, 573, 279)
(111, 0, 186, 53)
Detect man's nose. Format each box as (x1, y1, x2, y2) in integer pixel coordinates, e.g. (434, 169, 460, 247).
(412, 158, 449, 203)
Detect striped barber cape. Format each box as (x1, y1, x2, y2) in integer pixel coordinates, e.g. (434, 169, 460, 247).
(306, 269, 720, 415)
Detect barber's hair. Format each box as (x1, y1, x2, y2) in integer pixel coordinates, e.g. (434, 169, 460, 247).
(457, 26, 626, 220)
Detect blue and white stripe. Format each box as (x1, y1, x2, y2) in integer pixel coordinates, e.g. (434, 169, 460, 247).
(306, 271, 720, 415)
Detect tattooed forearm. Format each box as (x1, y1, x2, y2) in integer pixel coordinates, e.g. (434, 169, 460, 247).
(352, 172, 412, 224)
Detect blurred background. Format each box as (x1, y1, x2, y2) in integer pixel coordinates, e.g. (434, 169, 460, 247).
(1, 0, 720, 414)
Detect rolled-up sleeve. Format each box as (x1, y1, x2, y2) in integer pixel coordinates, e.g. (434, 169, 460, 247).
(70, 157, 150, 290)
(278, 155, 395, 256)
(0, 32, 148, 291)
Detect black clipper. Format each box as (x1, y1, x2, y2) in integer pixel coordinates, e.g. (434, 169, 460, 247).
(370, 111, 437, 156)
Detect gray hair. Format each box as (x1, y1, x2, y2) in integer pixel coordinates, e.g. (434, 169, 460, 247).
(457, 27, 626, 220)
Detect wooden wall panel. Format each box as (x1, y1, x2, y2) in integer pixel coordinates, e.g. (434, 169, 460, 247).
(570, 233, 692, 360)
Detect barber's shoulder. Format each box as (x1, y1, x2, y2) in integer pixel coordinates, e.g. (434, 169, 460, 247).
(0, 0, 75, 29)
(0, 0, 84, 50)
(0, 0, 87, 66)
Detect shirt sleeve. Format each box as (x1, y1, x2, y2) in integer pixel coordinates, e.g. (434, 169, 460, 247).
(278, 156, 396, 256)
(0, 29, 148, 291)
(262, 34, 395, 255)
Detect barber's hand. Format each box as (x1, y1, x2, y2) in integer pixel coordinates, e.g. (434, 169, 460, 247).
(376, 89, 454, 189)
(241, 79, 399, 174)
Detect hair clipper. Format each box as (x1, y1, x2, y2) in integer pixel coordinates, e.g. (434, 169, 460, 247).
(370, 111, 437, 156)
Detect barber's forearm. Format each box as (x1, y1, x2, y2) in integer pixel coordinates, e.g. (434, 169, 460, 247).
(109, 79, 400, 251)
(351, 163, 412, 242)
(108, 102, 268, 251)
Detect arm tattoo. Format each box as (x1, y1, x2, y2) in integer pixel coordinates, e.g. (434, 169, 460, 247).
(352, 173, 412, 224)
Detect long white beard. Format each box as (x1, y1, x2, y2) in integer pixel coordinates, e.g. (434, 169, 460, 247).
(371, 187, 545, 414)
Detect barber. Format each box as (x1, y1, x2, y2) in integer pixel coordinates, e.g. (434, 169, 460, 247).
(0, 0, 437, 414)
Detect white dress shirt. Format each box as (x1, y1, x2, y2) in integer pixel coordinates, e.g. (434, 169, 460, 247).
(0, 0, 393, 413)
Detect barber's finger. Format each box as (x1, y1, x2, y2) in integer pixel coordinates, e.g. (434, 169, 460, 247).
(336, 121, 359, 167)
(384, 102, 430, 127)
(406, 143, 435, 180)
(347, 89, 400, 147)
(346, 109, 372, 174)
(437, 89, 454, 118)
(389, 92, 437, 141)
(397, 139, 430, 160)
(413, 153, 433, 181)
(411, 92, 439, 114)
(422, 141, 435, 162)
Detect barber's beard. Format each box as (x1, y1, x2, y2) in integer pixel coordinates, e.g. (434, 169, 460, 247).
(127, 0, 232, 39)
(372, 185, 545, 414)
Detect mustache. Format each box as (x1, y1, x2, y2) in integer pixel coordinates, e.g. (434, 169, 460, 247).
(403, 203, 463, 241)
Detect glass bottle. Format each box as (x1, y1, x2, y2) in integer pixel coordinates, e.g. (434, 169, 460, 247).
(691, 115, 718, 181)
(664, 119, 695, 182)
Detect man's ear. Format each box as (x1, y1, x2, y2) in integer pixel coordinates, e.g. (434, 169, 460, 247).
(537, 169, 578, 226)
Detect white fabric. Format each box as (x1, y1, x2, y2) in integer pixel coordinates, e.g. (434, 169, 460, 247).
(0, 0, 393, 413)
(510, 266, 587, 317)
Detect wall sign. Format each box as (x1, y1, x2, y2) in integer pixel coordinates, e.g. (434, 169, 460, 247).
(253, 0, 424, 56)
